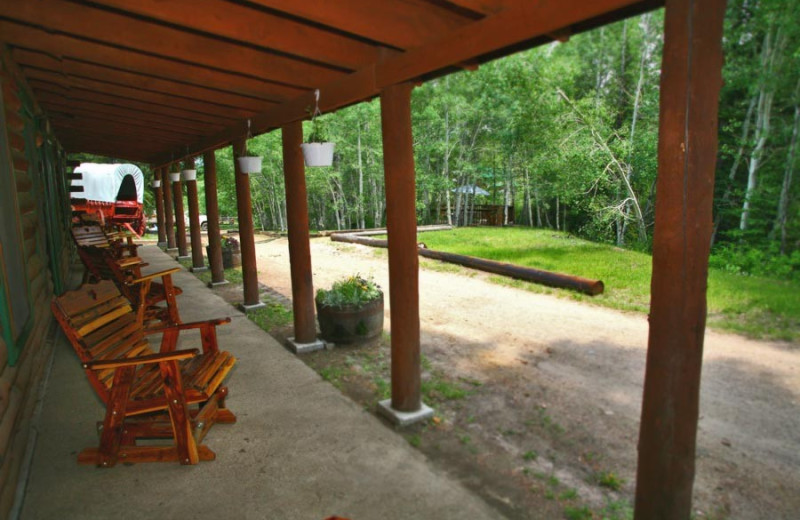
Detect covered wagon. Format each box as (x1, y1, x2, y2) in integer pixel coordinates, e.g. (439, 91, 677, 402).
(71, 163, 146, 234)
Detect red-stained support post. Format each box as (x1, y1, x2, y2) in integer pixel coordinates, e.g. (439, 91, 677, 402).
(184, 157, 206, 272)
(282, 121, 324, 353)
(163, 164, 177, 252)
(634, 1, 726, 518)
(232, 138, 264, 310)
(376, 83, 432, 426)
(172, 166, 189, 259)
(203, 150, 227, 286)
(153, 167, 167, 247)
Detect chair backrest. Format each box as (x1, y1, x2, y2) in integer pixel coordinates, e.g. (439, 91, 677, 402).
(52, 280, 153, 401)
(71, 225, 111, 249)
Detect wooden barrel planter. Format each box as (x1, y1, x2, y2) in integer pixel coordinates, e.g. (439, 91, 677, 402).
(316, 296, 384, 344)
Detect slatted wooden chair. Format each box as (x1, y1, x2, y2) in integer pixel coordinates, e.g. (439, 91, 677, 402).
(71, 224, 138, 259)
(72, 225, 183, 328)
(52, 280, 236, 467)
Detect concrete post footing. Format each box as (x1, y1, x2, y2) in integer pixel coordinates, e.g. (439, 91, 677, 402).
(287, 337, 326, 354)
(377, 400, 434, 427)
(177, 255, 191, 260)
(190, 266, 208, 272)
(239, 301, 266, 313)
(166, 248, 179, 253)
(157, 241, 168, 248)
(208, 280, 229, 288)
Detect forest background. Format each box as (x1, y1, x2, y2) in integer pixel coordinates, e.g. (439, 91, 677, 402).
(82, 0, 800, 281)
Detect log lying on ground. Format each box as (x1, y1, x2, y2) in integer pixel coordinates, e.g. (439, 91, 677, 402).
(329, 231, 604, 296)
(417, 246, 604, 296)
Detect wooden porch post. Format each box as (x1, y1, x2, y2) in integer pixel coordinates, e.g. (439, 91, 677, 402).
(232, 138, 263, 309)
(203, 150, 226, 286)
(184, 157, 206, 271)
(377, 82, 432, 425)
(163, 163, 177, 251)
(172, 165, 189, 259)
(154, 166, 167, 247)
(634, 1, 726, 518)
(282, 121, 321, 350)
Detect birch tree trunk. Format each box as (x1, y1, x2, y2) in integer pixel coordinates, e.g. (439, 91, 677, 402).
(772, 83, 799, 253)
(740, 25, 784, 231)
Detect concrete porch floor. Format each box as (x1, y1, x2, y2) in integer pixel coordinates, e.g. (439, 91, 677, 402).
(19, 246, 504, 520)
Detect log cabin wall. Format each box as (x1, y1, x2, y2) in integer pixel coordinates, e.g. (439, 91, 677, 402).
(0, 50, 70, 517)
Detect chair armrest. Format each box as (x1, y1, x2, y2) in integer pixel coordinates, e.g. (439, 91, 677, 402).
(116, 257, 145, 269)
(144, 317, 231, 335)
(127, 267, 181, 285)
(83, 349, 198, 370)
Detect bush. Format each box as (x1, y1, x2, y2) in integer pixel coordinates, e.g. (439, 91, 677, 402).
(316, 275, 382, 308)
(709, 243, 800, 281)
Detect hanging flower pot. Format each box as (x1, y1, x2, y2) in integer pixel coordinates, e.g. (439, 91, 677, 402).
(151, 180, 161, 188)
(237, 156, 262, 174)
(302, 89, 335, 167)
(301, 142, 335, 167)
(169, 172, 181, 182)
(182, 169, 197, 181)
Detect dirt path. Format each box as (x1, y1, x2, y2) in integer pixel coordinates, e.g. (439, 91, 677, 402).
(254, 236, 799, 519)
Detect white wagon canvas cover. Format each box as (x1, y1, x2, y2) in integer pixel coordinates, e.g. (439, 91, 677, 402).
(72, 163, 144, 204)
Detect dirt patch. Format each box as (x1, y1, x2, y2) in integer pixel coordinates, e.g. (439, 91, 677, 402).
(202, 236, 799, 519)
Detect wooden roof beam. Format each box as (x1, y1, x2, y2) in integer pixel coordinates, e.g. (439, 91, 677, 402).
(46, 108, 203, 139)
(37, 95, 225, 134)
(13, 49, 279, 113)
(0, 0, 343, 89)
(23, 69, 250, 120)
(32, 87, 230, 128)
(155, 0, 645, 166)
(245, 0, 475, 49)
(89, 0, 380, 70)
(50, 118, 191, 145)
(0, 21, 303, 102)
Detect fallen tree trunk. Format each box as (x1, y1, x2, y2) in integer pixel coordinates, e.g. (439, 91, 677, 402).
(330, 232, 604, 296)
(416, 247, 604, 296)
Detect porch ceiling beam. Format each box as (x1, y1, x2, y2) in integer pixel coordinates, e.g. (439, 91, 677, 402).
(0, 0, 344, 89)
(155, 0, 643, 166)
(437, 0, 506, 16)
(59, 144, 150, 163)
(31, 86, 233, 127)
(0, 21, 303, 102)
(246, 0, 477, 49)
(13, 49, 279, 113)
(89, 0, 380, 70)
(50, 118, 190, 145)
(36, 96, 226, 134)
(46, 109, 203, 139)
(23, 68, 253, 120)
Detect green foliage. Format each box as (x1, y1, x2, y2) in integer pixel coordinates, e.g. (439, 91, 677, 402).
(523, 450, 539, 461)
(597, 471, 625, 491)
(248, 299, 293, 333)
(315, 275, 382, 308)
(421, 227, 800, 340)
(563, 506, 593, 520)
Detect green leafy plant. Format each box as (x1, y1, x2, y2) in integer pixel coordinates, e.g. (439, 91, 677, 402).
(306, 116, 329, 143)
(316, 275, 382, 308)
(221, 235, 239, 250)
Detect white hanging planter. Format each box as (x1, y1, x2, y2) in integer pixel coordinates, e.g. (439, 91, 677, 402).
(301, 142, 335, 167)
(182, 169, 197, 181)
(151, 180, 161, 188)
(169, 172, 181, 182)
(237, 156, 262, 174)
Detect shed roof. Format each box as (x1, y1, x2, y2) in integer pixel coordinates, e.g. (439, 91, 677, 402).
(1, 0, 662, 164)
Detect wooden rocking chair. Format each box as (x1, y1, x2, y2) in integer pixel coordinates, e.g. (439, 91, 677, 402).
(52, 280, 236, 467)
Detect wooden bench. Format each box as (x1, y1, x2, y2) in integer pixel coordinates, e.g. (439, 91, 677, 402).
(52, 280, 236, 467)
(71, 224, 138, 258)
(73, 226, 183, 328)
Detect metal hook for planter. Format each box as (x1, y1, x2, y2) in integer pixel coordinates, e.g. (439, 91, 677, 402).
(246, 119, 252, 140)
(312, 89, 322, 119)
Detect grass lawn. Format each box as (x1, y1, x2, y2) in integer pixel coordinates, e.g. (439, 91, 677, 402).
(416, 227, 800, 341)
